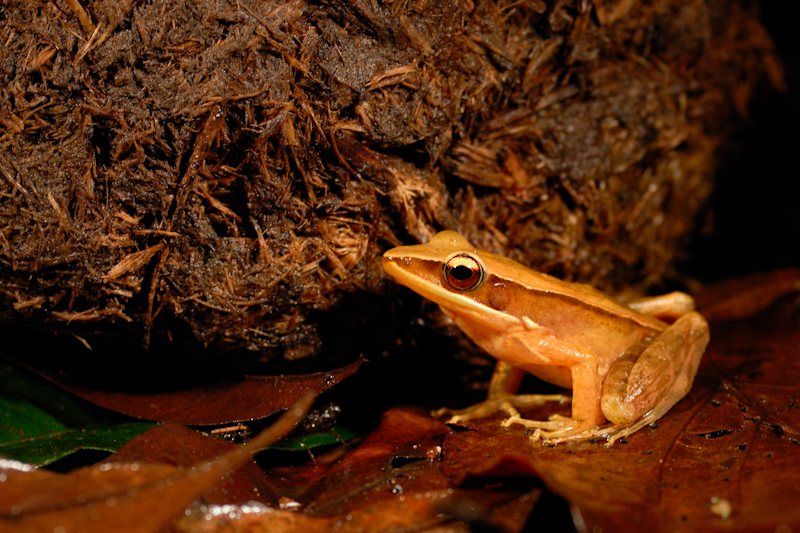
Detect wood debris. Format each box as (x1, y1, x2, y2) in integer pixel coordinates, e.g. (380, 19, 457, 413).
(0, 0, 778, 362)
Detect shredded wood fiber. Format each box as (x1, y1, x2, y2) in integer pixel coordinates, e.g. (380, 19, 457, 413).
(0, 0, 777, 361)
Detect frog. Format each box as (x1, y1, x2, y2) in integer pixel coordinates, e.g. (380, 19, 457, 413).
(382, 230, 710, 445)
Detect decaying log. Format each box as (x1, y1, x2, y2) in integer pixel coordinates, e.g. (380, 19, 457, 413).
(0, 0, 779, 361)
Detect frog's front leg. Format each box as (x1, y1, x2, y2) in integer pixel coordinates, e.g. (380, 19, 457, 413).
(600, 311, 709, 444)
(497, 331, 608, 439)
(435, 362, 570, 422)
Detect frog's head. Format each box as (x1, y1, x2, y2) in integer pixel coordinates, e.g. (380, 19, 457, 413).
(382, 231, 482, 292)
(382, 231, 517, 331)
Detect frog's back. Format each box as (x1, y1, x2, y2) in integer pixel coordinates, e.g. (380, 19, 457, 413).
(477, 250, 665, 354)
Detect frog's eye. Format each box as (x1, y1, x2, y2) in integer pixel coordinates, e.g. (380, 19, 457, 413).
(444, 254, 483, 290)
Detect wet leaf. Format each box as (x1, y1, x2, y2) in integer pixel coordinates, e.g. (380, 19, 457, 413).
(108, 423, 280, 505)
(177, 408, 542, 533)
(0, 393, 316, 533)
(27, 357, 362, 425)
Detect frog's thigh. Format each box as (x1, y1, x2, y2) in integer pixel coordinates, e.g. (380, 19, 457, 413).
(626, 291, 695, 321)
(601, 311, 709, 427)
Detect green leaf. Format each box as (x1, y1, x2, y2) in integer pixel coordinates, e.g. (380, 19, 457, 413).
(271, 425, 358, 452)
(0, 394, 67, 442)
(0, 360, 153, 466)
(0, 422, 155, 466)
(0, 360, 117, 428)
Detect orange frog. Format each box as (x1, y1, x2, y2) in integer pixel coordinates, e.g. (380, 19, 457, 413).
(382, 231, 709, 444)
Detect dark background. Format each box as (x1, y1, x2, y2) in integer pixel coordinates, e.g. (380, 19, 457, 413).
(687, 0, 800, 280)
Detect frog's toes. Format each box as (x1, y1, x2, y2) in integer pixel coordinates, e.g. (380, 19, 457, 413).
(529, 427, 577, 445)
(502, 416, 570, 432)
(434, 408, 471, 424)
(497, 401, 523, 419)
(501, 415, 551, 429)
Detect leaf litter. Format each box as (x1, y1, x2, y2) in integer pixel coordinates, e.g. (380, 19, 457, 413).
(2, 272, 799, 532)
(0, 360, 155, 466)
(0, 392, 317, 533)
(24, 355, 363, 425)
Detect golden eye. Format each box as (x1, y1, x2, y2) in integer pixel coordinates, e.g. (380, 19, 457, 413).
(444, 255, 483, 290)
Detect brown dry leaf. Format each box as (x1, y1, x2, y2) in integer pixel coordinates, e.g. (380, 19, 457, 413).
(106, 423, 279, 506)
(25, 357, 361, 424)
(0, 393, 316, 533)
(693, 268, 800, 322)
(175, 407, 541, 532)
(440, 287, 800, 531)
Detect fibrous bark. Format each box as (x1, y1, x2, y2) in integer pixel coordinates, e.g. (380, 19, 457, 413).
(0, 0, 778, 360)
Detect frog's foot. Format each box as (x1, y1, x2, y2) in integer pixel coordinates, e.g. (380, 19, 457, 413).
(501, 413, 570, 431)
(533, 418, 654, 446)
(435, 393, 570, 424)
(598, 410, 663, 446)
(502, 414, 608, 444)
(503, 413, 659, 445)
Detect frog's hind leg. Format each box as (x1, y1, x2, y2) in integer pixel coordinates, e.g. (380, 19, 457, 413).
(600, 311, 710, 444)
(625, 291, 696, 321)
